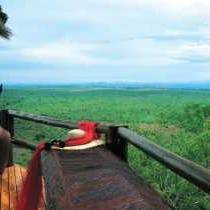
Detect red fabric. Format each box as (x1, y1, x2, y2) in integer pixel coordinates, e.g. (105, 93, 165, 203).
(15, 143, 45, 210)
(65, 121, 99, 146)
(15, 121, 98, 210)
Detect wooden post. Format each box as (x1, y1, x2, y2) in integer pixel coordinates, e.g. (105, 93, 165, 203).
(0, 110, 14, 166)
(106, 125, 128, 162)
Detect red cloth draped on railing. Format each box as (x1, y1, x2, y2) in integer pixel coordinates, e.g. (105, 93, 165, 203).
(15, 121, 99, 210)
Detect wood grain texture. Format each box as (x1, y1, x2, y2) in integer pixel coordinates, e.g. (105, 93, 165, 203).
(41, 147, 171, 210)
(41, 150, 72, 210)
(0, 165, 46, 210)
(1, 167, 9, 210)
(14, 165, 22, 201)
(0, 174, 1, 210)
(8, 166, 16, 210)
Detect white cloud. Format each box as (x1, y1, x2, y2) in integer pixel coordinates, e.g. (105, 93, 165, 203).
(179, 43, 210, 57)
(15, 39, 181, 66)
(18, 42, 108, 65)
(92, 0, 210, 17)
(3, 37, 209, 67)
(155, 0, 210, 15)
(171, 42, 210, 63)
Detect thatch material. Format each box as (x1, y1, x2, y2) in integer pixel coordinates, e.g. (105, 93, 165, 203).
(0, 6, 11, 39)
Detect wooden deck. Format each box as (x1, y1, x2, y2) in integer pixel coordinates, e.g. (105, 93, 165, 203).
(0, 164, 46, 210)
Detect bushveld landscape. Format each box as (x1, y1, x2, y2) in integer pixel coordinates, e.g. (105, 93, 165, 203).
(1, 86, 210, 210)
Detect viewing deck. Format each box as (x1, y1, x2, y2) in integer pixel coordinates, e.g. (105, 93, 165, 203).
(0, 109, 210, 209)
(0, 164, 46, 210)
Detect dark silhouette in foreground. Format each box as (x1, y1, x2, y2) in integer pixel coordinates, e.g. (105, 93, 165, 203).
(0, 84, 3, 95)
(0, 5, 11, 39)
(0, 6, 11, 174)
(0, 127, 10, 174)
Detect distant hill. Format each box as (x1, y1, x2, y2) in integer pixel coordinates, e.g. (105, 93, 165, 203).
(5, 81, 210, 89)
(74, 81, 210, 89)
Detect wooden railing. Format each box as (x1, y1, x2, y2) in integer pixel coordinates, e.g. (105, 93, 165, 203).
(0, 109, 210, 195)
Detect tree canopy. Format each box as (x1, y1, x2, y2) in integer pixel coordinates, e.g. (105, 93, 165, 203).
(0, 6, 11, 39)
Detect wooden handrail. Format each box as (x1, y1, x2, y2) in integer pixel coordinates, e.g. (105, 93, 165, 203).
(11, 138, 36, 150)
(7, 109, 128, 161)
(118, 127, 210, 194)
(8, 109, 78, 129)
(8, 109, 110, 134)
(3, 109, 210, 195)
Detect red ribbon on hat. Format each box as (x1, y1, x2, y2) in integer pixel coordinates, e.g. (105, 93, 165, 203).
(15, 121, 99, 210)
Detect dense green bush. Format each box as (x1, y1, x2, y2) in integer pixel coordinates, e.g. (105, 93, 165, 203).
(176, 104, 210, 133)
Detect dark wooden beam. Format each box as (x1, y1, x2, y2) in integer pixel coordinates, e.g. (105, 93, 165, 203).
(118, 127, 210, 194)
(8, 109, 77, 129)
(8, 109, 111, 134)
(106, 125, 128, 162)
(11, 138, 36, 150)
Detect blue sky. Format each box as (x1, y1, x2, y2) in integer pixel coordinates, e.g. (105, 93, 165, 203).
(1, 0, 210, 84)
